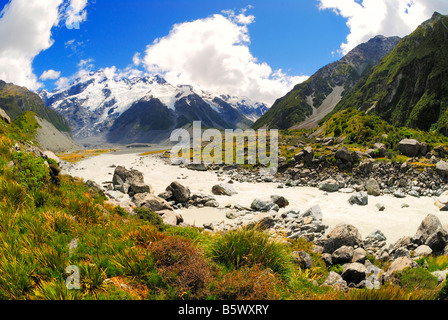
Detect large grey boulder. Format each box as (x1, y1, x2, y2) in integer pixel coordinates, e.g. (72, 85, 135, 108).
(212, 183, 238, 196)
(397, 139, 421, 157)
(413, 214, 448, 253)
(133, 193, 173, 212)
(301, 204, 323, 221)
(435, 191, 448, 211)
(436, 161, 448, 178)
(331, 246, 354, 264)
(365, 178, 381, 196)
(292, 251, 313, 269)
(112, 166, 150, 196)
(335, 146, 353, 162)
(318, 224, 362, 254)
(250, 199, 279, 212)
(348, 191, 368, 206)
(166, 181, 191, 203)
(341, 263, 366, 285)
(270, 195, 289, 208)
(384, 257, 418, 282)
(294, 147, 314, 163)
(319, 179, 339, 192)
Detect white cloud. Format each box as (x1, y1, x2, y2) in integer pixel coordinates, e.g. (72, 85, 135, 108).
(55, 76, 70, 89)
(141, 9, 307, 105)
(319, 0, 448, 54)
(0, 0, 88, 91)
(40, 69, 61, 81)
(64, 0, 88, 29)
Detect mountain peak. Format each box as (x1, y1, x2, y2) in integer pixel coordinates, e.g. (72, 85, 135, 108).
(432, 11, 443, 20)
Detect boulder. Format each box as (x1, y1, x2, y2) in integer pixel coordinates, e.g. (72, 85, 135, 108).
(158, 210, 182, 226)
(436, 161, 448, 178)
(186, 163, 209, 171)
(43, 150, 60, 164)
(319, 224, 362, 254)
(397, 139, 421, 157)
(341, 263, 366, 285)
(435, 191, 448, 211)
(133, 193, 173, 212)
(212, 183, 238, 196)
(352, 248, 367, 264)
(250, 199, 279, 212)
(413, 245, 432, 258)
(292, 251, 313, 269)
(365, 178, 381, 196)
(335, 146, 352, 162)
(384, 257, 418, 280)
(0, 108, 11, 124)
(348, 191, 368, 206)
(375, 203, 386, 211)
(301, 205, 323, 221)
(413, 214, 448, 253)
(294, 146, 314, 163)
(113, 166, 145, 192)
(331, 246, 354, 264)
(166, 181, 191, 203)
(322, 271, 348, 291)
(270, 195, 289, 208)
(319, 179, 339, 192)
(373, 143, 387, 157)
(366, 230, 387, 242)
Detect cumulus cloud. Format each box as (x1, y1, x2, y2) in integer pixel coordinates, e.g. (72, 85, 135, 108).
(141, 9, 307, 105)
(64, 0, 88, 29)
(319, 0, 448, 54)
(0, 0, 88, 91)
(40, 69, 61, 81)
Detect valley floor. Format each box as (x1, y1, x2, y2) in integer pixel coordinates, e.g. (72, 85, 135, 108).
(62, 147, 448, 244)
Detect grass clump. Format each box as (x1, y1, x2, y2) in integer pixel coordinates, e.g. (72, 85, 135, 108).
(208, 227, 293, 278)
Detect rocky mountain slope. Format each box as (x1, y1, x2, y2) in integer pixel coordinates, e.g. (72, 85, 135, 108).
(253, 35, 401, 130)
(332, 12, 448, 135)
(40, 72, 268, 144)
(0, 80, 71, 134)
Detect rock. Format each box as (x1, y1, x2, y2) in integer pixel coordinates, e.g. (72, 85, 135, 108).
(393, 247, 411, 259)
(250, 199, 279, 212)
(212, 183, 238, 196)
(0, 108, 11, 124)
(431, 270, 448, 283)
(375, 203, 386, 211)
(365, 178, 381, 196)
(113, 166, 145, 192)
(128, 183, 152, 196)
(413, 214, 448, 253)
(348, 191, 368, 206)
(393, 190, 406, 198)
(186, 163, 209, 171)
(331, 246, 354, 264)
(335, 146, 353, 162)
(341, 263, 366, 285)
(366, 230, 387, 242)
(294, 147, 314, 163)
(85, 180, 106, 197)
(270, 195, 289, 208)
(373, 143, 387, 157)
(413, 245, 432, 258)
(435, 191, 448, 211)
(384, 257, 418, 280)
(158, 210, 180, 226)
(436, 161, 448, 178)
(166, 181, 191, 203)
(352, 248, 367, 263)
(43, 150, 60, 164)
(322, 271, 348, 291)
(397, 139, 421, 157)
(301, 205, 323, 221)
(319, 179, 340, 192)
(319, 224, 362, 254)
(133, 193, 173, 212)
(292, 251, 313, 269)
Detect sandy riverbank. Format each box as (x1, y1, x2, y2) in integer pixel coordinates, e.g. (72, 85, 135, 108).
(63, 150, 448, 244)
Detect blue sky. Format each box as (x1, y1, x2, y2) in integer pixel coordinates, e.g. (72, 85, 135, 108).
(0, 0, 447, 105)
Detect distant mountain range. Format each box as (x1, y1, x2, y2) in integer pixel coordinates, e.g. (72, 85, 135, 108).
(39, 72, 268, 144)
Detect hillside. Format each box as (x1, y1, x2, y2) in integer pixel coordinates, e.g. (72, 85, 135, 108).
(253, 35, 401, 130)
(333, 12, 448, 135)
(0, 80, 71, 134)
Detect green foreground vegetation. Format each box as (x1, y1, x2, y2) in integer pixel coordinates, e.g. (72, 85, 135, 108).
(0, 116, 448, 300)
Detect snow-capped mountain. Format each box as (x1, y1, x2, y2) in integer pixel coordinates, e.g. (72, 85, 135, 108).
(39, 70, 268, 143)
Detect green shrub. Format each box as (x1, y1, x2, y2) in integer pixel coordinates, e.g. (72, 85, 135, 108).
(133, 207, 165, 231)
(9, 151, 50, 191)
(398, 268, 439, 291)
(208, 227, 293, 278)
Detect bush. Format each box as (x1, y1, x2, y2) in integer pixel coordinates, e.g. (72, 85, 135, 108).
(398, 268, 439, 291)
(133, 207, 165, 231)
(150, 236, 213, 299)
(208, 227, 293, 278)
(211, 265, 282, 300)
(9, 151, 50, 191)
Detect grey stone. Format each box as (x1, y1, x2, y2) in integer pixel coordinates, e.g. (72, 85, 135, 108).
(413, 214, 448, 253)
(212, 183, 238, 196)
(341, 262, 366, 285)
(375, 203, 386, 211)
(436, 161, 448, 178)
(301, 204, 323, 221)
(319, 179, 340, 192)
(292, 251, 313, 269)
(332, 246, 354, 264)
(319, 224, 362, 254)
(335, 146, 353, 162)
(348, 191, 368, 206)
(270, 195, 289, 208)
(365, 178, 381, 196)
(397, 139, 421, 157)
(413, 245, 432, 257)
(166, 181, 191, 203)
